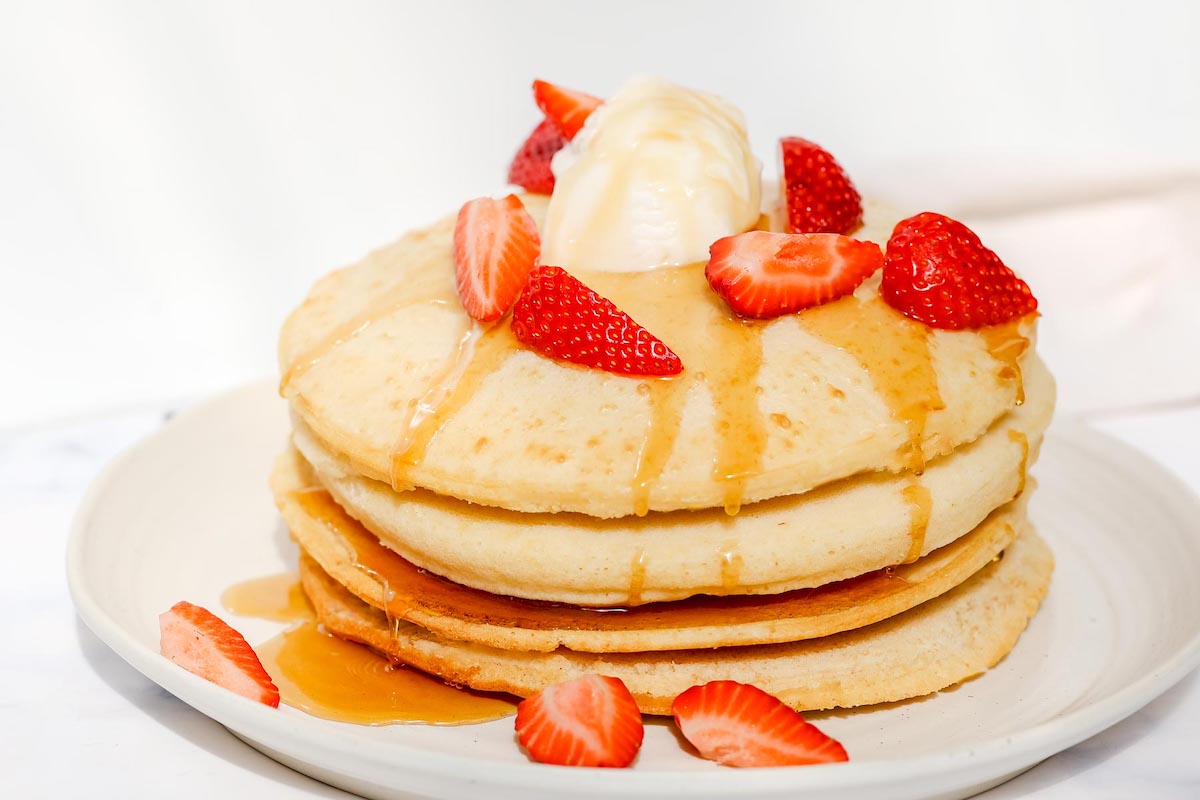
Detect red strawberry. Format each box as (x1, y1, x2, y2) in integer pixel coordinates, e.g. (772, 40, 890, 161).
(512, 266, 683, 376)
(533, 79, 602, 140)
(507, 118, 565, 195)
(881, 212, 1037, 329)
(780, 137, 863, 235)
(705, 230, 882, 319)
(159, 601, 280, 707)
(672, 681, 848, 768)
(515, 675, 645, 768)
(454, 195, 541, 322)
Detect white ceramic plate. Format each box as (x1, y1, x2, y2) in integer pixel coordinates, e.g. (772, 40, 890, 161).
(68, 381, 1200, 800)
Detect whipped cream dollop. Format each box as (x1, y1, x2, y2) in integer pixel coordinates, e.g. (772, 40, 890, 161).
(541, 77, 762, 272)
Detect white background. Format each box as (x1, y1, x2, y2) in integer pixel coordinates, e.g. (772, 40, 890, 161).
(3, 0, 1199, 427)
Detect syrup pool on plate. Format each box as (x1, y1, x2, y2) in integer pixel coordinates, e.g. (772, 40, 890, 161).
(221, 572, 517, 725)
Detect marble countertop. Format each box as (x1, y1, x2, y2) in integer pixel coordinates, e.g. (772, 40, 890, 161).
(4, 399, 1199, 798)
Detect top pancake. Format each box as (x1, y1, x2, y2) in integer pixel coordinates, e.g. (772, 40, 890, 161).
(279, 196, 1036, 517)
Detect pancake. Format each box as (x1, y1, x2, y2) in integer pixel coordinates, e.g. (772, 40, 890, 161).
(279, 196, 1037, 518)
(298, 527, 1054, 714)
(274, 472, 1027, 652)
(278, 356, 1052, 605)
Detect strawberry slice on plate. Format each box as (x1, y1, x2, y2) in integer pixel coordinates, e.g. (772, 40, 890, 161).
(705, 230, 883, 319)
(159, 601, 280, 707)
(454, 194, 541, 322)
(515, 675, 645, 767)
(512, 265, 683, 376)
(507, 118, 566, 195)
(881, 211, 1038, 329)
(533, 79, 602, 140)
(780, 137, 863, 235)
(672, 681, 848, 767)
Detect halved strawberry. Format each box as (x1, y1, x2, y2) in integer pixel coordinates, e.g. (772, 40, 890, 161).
(512, 265, 682, 376)
(705, 230, 882, 319)
(780, 137, 863, 235)
(159, 601, 280, 707)
(515, 675, 645, 767)
(533, 79, 602, 140)
(507, 118, 566, 195)
(672, 681, 848, 767)
(881, 212, 1038, 329)
(454, 195, 541, 322)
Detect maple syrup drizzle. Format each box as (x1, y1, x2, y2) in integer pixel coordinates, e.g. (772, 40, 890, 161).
(388, 324, 521, 490)
(583, 264, 767, 515)
(801, 294, 945, 474)
(352, 555, 402, 627)
(280, 291, 454, 396)
(398, 322, 479, 446)
(292, 488, 413, 626)
(1009, 429, 1030, 497)
(719, 542, 745, 591)
(900, 483, 933, 564)
(279, 220, 461, 396)
(628, 549, 648, 606)
(631, 379, 688, 516)
(979, 319, 1031, 405)
(222, 569, 515, 725)
(707, 316, 767, 514)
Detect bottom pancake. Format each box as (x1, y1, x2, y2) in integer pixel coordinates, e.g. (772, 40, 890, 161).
(298, 527, 1053, 715)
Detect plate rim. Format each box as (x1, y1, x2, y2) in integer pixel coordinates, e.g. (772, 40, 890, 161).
(65, 380, 1200, 795)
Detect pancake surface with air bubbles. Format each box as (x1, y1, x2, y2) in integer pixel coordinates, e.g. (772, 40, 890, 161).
(279, 196, 1038, 518)
(280, 355, 1052, 605)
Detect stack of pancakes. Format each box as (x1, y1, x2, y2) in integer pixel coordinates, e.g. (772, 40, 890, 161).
(272, 196, 1055, 714)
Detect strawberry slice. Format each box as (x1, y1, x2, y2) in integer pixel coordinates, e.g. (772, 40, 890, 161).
(780, 137, 863, 235)
(672, 681, 848, 767)
(454, 195, 541, 322)
(533, 79, 602, 140)
(507, 118, 566, 195)
(512, 265, 683, 376)
(515, 675, 645, 767)
(881, 212, 1037, 329)
(159, 601, 280, 707)
(705, 230, 882, 319)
